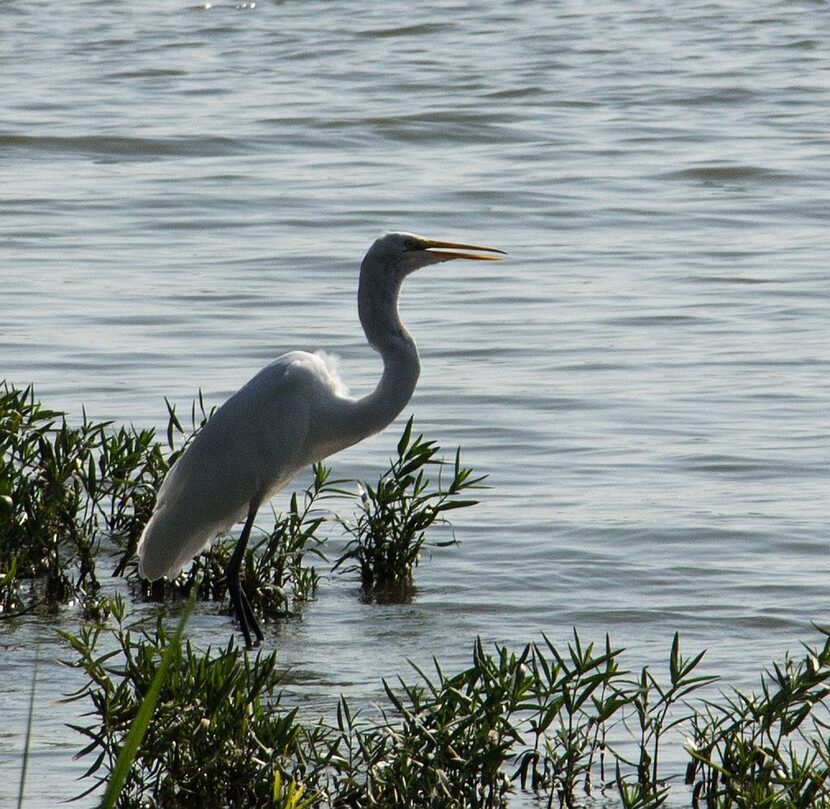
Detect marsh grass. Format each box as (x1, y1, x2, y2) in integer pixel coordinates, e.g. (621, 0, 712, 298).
(133, 462, 345, 629)
(0, 382, 173, 613)
(333, 416, 485, 600)
(515, 632, 627, 801)
(1, 384, 471, 620)
(62, 595, 312, 808)
(98, 589, 195, 809)
(684, 628, 830, 808)
(0, 383, 107, 611)
(239, 463, 343, 615)
(61, 608, 830, 808)
(17, 645, 39, 809)
(8, 384, 830, 807)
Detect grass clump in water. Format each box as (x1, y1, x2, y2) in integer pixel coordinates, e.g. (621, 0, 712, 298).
(139, 461, 341, 623)
(685, 628, 830, 808)
(59, 602, 830, 808)
(333, 416, 484, 601)
(1, 384, 473, 623)
(0, 382, 166, 613)
(62, 594, 313, 808)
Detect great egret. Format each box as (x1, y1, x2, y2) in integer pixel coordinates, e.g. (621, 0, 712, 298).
(137, 232, 505, 646)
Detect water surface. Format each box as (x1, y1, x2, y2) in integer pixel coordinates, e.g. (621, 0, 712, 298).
(1, 1, 828, 805)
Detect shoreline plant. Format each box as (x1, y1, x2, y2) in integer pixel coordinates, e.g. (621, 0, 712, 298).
(1, 383, 474, 622)
(62, 595, 311, 807)
(333, 416, 485, 601)
(7, 383, 830, 807)
(59, 601, 830, 808)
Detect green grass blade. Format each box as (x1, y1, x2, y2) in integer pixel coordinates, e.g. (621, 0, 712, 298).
(99, 592, 195, 809)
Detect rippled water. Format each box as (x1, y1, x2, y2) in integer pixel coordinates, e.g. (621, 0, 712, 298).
(2, 0, 829, 805)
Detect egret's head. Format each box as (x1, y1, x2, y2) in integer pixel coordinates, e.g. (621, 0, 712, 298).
(363, 232, 505, 282)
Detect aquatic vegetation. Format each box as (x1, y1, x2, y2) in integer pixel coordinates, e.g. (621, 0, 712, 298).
(0, 383, 116, 611)
(97, 592, 195, 809)
(9, 383, 830, 807)
(17, 646, 39, 809)
(333, 416, 485, 600)
(684, 629, 830, 808)
(136, 462, 342, 624)
(237, 463, 341, 615)
(62, 595, 311, 808)
(515, 631, 629, 802)
(61, 604, 830, 808)
(0, 384, 472, 618)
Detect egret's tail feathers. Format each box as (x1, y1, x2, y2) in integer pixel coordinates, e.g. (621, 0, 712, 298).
(137, 508, 223, 582)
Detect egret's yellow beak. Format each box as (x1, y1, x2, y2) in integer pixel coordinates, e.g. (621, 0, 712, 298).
(416, 238, 506, 261)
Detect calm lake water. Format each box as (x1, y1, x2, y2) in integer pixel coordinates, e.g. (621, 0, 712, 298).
(1, 0, 828, 805)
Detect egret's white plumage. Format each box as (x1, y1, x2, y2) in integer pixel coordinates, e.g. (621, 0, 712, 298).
(137, 351, 344, 580)
(136, 232, 504, 645)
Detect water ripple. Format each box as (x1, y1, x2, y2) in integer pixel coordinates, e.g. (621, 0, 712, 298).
(659, 164, 795, 183)
(2, 1, 829, 804)
(0, 133, 247, 159)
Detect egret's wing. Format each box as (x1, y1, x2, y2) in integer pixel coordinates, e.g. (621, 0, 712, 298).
(137, 351, 340, 580)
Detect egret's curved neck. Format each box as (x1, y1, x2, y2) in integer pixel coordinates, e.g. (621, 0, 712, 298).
(349, 268, 420, 440)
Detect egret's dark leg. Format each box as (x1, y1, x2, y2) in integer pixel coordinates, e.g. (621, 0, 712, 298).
(225, 507, 264, 648)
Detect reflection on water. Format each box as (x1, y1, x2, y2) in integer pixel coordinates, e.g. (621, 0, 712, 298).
(1, 0, 828, 805)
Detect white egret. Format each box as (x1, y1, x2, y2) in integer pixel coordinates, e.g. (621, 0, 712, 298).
(137, 232, 505, 646)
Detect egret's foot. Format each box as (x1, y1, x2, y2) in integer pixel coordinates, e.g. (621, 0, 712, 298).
(227, 575, 264, 648)
(241, 587, 264, 645)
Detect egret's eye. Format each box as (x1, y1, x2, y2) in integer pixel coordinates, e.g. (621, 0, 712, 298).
(404, 238, 419, 251)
